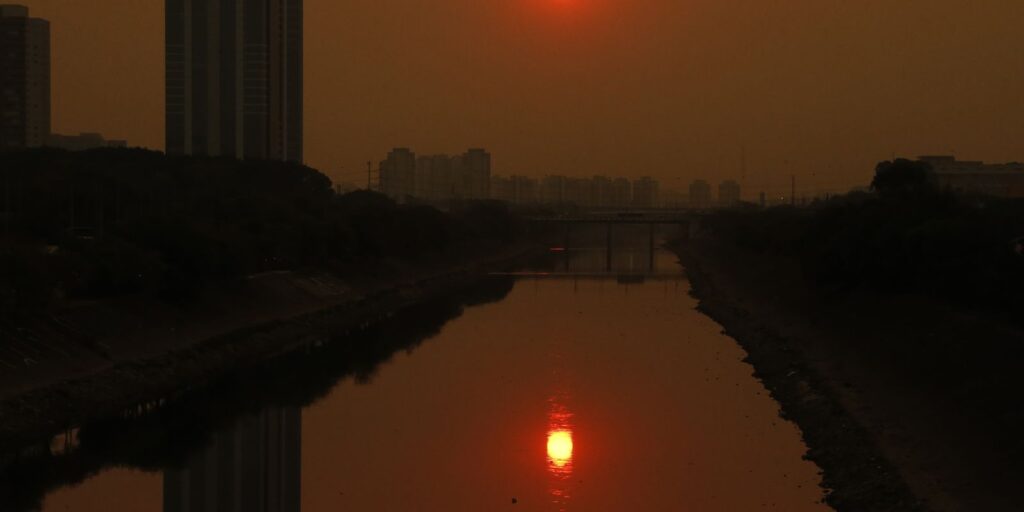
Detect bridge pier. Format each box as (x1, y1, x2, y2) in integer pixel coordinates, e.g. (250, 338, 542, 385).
(526, 212, 697, 274)
(649, 223, 656, 271)
(606, 223, 613, 272)
(564, 222, 571, 271)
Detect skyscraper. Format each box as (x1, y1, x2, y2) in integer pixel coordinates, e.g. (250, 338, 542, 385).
(689, 179, 712, 209)
(0, 4, 50, 151)
(632, 177, 660, 209)
(460, 148, 492, 200)
(166, 0, 302, 162)
(379, 147, 416, 201)
(718, 180, 741, 207)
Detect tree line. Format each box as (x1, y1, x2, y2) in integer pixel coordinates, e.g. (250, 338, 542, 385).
(703, 159, 1024, 322)
(0, 148, 522, 309)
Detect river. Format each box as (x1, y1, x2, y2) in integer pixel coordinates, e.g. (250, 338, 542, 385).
(22, 231, 829, 511)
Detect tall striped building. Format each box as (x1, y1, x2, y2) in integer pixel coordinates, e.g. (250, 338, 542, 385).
(166, 0, 302, 162)
(0, 4, 50, 151)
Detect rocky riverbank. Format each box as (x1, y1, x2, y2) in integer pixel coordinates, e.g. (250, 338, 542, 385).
(671, 237, 1024, 512)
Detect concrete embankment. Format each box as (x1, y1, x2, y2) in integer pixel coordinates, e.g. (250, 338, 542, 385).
(672, 237, 1024, 512)
(0, 243, 539, 456)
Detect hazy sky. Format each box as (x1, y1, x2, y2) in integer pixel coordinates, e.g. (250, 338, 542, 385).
(18, 0, 1024, 196)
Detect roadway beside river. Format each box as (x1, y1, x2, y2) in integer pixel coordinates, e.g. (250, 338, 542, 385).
(671, 236, 1024, 512)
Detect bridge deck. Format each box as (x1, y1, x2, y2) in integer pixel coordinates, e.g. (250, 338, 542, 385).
(526, 214, 695, 224)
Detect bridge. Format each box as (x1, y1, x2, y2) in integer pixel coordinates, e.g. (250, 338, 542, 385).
(525, 210, 701, 226)
(525, 210, 702, 271)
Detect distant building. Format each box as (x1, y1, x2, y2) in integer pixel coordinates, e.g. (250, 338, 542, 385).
(609, 178, 631, 209)
(165, 0, 303, 162)
(0, 5, 50, 151)
(491, 174, 539, 204)
(415, 154, 454, 201)
(491, 175, 513, 203)
(334, 182, 357, 195)
(719, 180, 741, 207)
(541, 175, 567, 205)
(589, 176, 612, 208)
(632, 177, 660, 208)
(532, 174, 639, 208)
(164, 407, 301, 512)
(379, 148, 416, 201)
(918, 156, 1024, 198)
(661, 189, 687, 209)
(689, 180, 712, 209)
(565, 177, 591, 207)
(418, 150, 488, 202)
(46, 132, 127, 151)
(510, 175, 539, 204)
(460, 148, 491, 200)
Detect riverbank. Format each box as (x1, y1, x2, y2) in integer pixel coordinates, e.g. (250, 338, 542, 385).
(671, 236, 1024, 512)
(0, 241, 540, 459)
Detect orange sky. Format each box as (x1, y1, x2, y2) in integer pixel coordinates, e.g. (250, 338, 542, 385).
(17, 0, 1024, 196)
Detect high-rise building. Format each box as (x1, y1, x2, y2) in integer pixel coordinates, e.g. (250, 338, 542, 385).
(632, 177, 660, 208)
(510, 175, 539, 204)
(609, 178, 632, 209)
(565, 177, 592, 207)
(164, 407, 301, 512)
(590, 176, 612, 208)
(719, 180, 741, 207)
(490, 175, 514, 203)
(0, 5, 50, 151)
(166, 0, 303, 162)
(379, 148, 416, 201)
(689, 180, 712, 209)
(460, 148, 491, 200)
(415, 154, 453, 201)
(541, 175, 567, 205)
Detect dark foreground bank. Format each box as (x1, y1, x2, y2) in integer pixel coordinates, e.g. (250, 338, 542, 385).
(0, 148, 546, 484)
(672, 232, 1024, 512)
(0, 241, 538, 445)
(0, 271, 521, 511)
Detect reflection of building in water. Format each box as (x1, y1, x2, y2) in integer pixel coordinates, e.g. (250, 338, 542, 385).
(164, 407, 301, 512)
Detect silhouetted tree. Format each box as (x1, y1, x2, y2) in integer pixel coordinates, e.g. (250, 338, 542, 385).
(0, 149, 522, 309)
(871, 159, 937, 199)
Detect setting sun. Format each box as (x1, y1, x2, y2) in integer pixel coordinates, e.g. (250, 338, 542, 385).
(547, 430, 574, 467)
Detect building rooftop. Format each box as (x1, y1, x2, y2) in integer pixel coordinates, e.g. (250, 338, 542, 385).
(0, 5, 29, 17)
(919, 156, 1024, 173)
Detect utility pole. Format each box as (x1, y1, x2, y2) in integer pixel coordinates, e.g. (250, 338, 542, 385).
(740, 144, 747, 186)
(70, 182, 76, 235)
(3, 171, 9, 238)
(790, 175, 796, 207)
(367, 161, 373, 191)
(96, 183, 104, 239)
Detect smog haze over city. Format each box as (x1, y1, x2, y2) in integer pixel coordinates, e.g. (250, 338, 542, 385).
(17, 0, 1024, 195)
(3, 1, 1024, 512)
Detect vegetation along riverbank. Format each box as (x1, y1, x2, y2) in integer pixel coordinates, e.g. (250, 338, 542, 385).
(0, 148, 540, 464)
(672, 160, 1024, 512)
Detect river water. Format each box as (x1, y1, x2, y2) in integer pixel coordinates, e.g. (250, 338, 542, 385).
(28, 234, 829, 511)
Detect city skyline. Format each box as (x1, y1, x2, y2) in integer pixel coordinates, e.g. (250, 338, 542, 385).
(1, 2, 1023, 511)
(11, 0, 1024, 196)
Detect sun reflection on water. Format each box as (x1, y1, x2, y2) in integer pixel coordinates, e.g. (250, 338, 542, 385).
(547, 430, 574, 468)
(547, 396, 575, 509)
